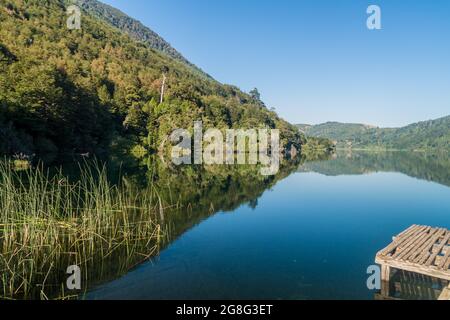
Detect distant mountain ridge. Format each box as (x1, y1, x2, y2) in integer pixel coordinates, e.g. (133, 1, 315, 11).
(296, 116, 450, 150)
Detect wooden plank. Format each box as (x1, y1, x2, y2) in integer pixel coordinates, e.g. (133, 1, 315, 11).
(379, 225, 426, 256)
(444, 256, 450, 271)
(381, 265, 391, 281)
(394, 227, 433, 260)
(413, 229, 447, 264)
(395, 226, 431, 252)
(394, 225, 418, 241)
(375, 256, 450, 281)
(404, 228, 445, 262)
(402, 229, 446, 263)
(432, 244, 449, 255)
(388, 226, 429, 258)
(438, 246, 450, 270)
(438, 285, 450, 300)
(425, 232, 450, 266)
(435, 256, 444, 267)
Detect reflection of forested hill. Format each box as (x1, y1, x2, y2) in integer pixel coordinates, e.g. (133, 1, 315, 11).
(27, 157, 301, 300)
(113, 156, 301, 244)
(298, 151, 450, 187)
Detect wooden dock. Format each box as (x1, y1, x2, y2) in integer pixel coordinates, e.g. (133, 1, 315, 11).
(374, 270, 449, 300)
(375, 225, 450, 300)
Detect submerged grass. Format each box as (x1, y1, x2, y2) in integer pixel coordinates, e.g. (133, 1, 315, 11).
(0, 160, 165, 300)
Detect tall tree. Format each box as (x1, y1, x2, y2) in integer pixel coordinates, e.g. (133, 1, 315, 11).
(249, 88, 261, 102)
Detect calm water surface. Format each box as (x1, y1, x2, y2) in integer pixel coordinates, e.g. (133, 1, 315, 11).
(88, 151, 450, 300)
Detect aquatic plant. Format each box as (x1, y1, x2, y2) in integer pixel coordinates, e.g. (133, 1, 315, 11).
(0, 161, 164, 300)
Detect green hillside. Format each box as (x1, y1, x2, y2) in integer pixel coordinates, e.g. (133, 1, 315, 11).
(297, 116, 450, 150)
(297, 122, 378, 146)
(0, 0, 302, 160)
(75, 0, 207, 76)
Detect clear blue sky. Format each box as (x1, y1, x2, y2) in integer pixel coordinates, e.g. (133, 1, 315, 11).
(102, 0, 450, 127)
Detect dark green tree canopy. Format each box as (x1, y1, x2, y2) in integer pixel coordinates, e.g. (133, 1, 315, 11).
(0, 0, 302, 160)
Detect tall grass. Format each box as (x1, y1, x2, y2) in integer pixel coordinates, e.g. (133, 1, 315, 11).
(0, 160, 165, 300)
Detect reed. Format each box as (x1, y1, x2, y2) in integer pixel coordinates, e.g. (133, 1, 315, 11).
(0, 160, 164, 300)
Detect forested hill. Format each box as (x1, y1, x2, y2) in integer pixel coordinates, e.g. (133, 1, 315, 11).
(296, 116, 450, 150)
(0, 0, 302, 159)
(297, 122, 377, 143)
(75, 0, 208, 77)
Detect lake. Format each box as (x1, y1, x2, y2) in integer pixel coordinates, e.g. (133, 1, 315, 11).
(86, 151, 450, 300)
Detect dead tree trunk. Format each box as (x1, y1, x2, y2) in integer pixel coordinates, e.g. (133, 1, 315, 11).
(160, 73, 167, 104)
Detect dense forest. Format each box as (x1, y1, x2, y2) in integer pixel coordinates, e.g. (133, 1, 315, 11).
(297, 116, 450, 150)
(75, 0, 206, 75)
(0, 0, 302, 161)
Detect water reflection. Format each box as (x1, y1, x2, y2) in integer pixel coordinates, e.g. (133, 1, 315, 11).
(298, 151, 450, 188)
(87, 150, 450, 300)
(4, 150, 450, 299)
(376, 270, 449, 300)
(1, 154, 302, 300)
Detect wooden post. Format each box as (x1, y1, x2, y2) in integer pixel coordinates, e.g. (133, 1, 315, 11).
(381, 265, 391, 281)
(438, 284, 450, 300)
(381, 265, 391, 297)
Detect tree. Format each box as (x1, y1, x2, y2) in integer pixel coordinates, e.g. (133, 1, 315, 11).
(123, 86, 147, 135)
(249, 88, 261, 101)
(0, 0, 302, 161)
(160, 66, 169, 104)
